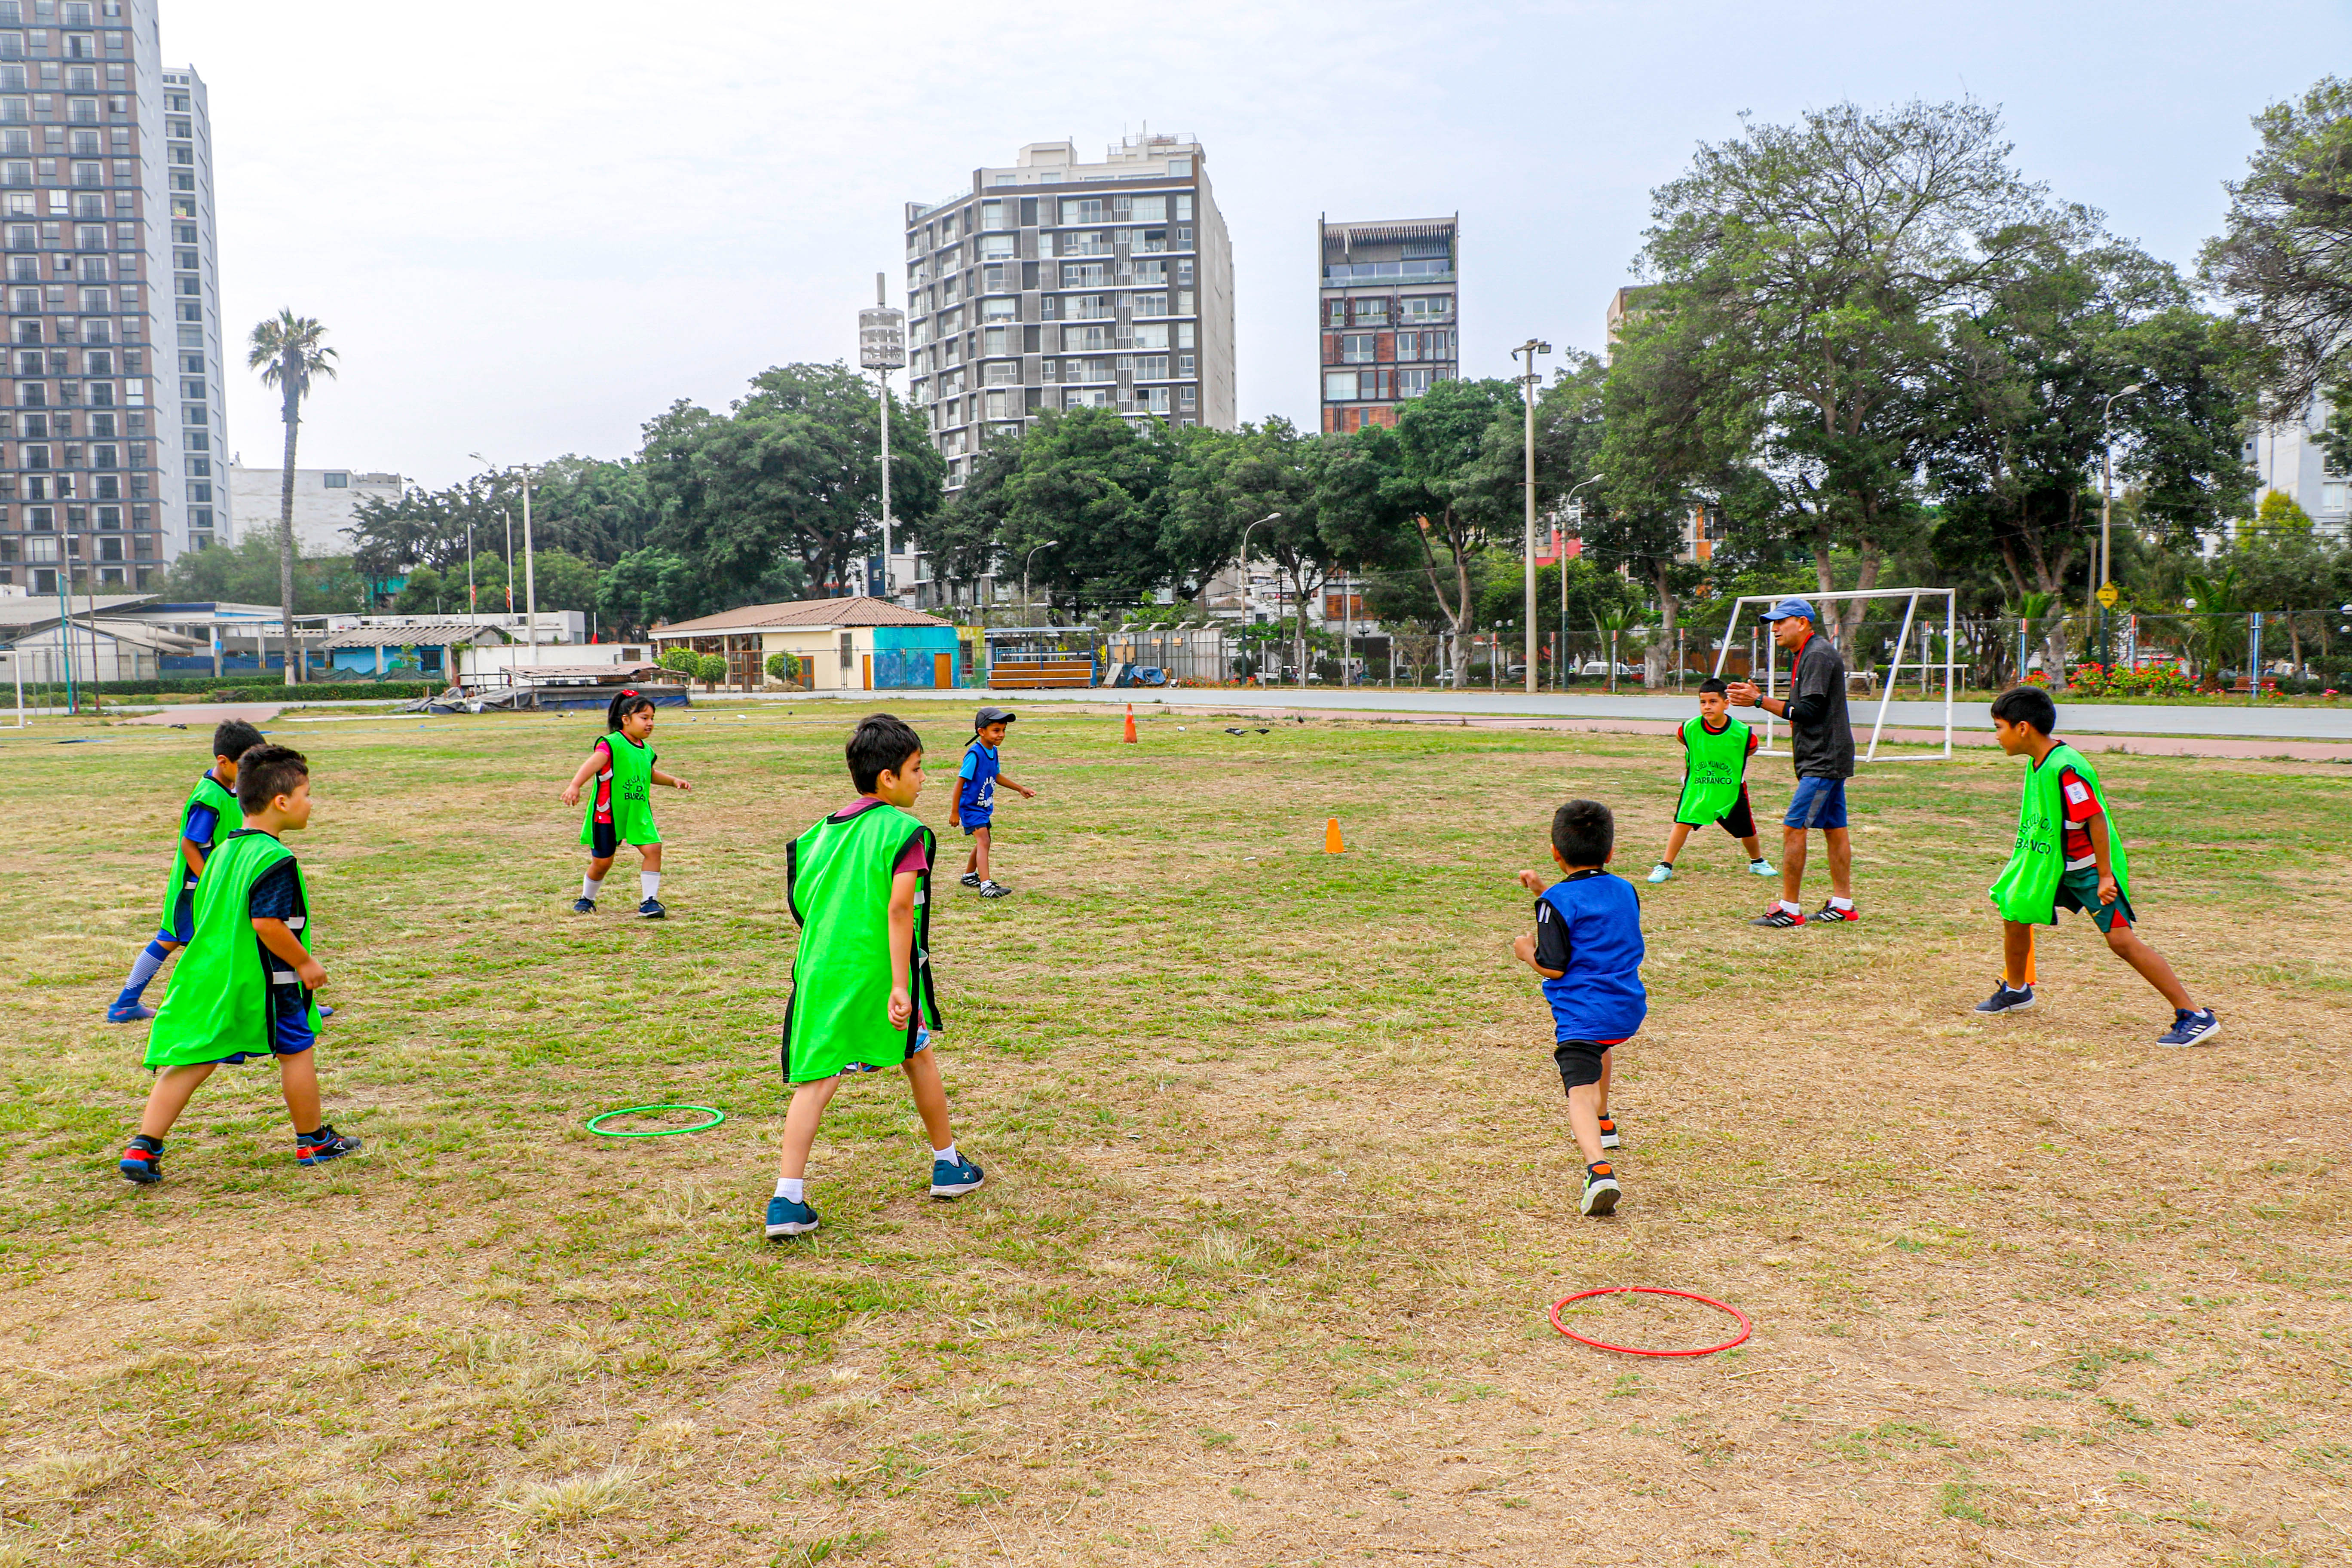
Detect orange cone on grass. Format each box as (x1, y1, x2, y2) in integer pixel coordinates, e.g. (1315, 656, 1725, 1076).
(1122, 704, 1137, 743)
(1324, 818, 1344, 854)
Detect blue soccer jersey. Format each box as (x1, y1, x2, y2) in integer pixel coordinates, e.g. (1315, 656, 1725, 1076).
(1533, 870, 1648, 1042)
(959, 741, 999, 818)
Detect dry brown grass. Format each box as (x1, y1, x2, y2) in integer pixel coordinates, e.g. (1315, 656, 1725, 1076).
(1, 699, 2347, 1565)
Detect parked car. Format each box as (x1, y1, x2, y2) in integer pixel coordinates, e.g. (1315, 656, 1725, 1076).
(1577, 660, 1643, 679)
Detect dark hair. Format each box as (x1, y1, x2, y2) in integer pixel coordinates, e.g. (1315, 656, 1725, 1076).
(605, 689, 656, 733)
(1698, 677, 1728, 696)
(1990, 684, 2057, 736)
(848, 712, 923, 794)
(1551, 799, 1614, 867)
(212, 718, 265, 762)
(236, 744, 309, 814)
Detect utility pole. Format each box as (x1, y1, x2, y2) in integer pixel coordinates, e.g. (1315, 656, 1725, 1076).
(2098, 383, 2142, 667)
(1511, 338, 1550, 694)
(861, 274, 909, 602)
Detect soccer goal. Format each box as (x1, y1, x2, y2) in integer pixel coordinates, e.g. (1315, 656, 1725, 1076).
(0, 651, 24, 730)
(1706, 588, 1958, 763)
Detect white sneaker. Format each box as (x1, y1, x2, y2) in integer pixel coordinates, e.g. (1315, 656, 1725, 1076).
(1646, 863, 1674, 884)
(1749, 859, 1776, 876)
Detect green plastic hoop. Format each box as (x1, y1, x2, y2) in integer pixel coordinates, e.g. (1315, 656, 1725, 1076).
(586, 1103, 726, 1137)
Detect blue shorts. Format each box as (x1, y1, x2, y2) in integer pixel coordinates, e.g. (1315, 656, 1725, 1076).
(960, 815, 992, 837)
(1784, 775, 1849, 831)
(159, 886, 196, 946)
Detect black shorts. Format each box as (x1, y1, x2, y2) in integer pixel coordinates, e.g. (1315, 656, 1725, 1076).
(1715, 786, 1756, 841)
(589, 819, 618, 858)
(1554, 1038, 1621, 1090)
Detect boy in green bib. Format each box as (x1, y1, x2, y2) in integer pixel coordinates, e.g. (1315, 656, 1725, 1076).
(561, 689, 692, 918)
(107, 717, 265, 1022)
(1647, 678, 1774, 883)
(766, 713, 984, 1240)
(119, 746, 363, 1184)
(1978, 686, 2218, 1045)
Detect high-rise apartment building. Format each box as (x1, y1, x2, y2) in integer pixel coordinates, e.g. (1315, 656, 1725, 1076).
(903, 134, 1235, 497)
(1318, 214, 1457, 434)
(0, 1, 220, 595)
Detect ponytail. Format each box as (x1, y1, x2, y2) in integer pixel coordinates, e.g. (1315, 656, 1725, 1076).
(605, 689, 655, 734)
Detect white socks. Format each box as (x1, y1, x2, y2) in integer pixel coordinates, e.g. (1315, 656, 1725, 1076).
(582, 876, 603, 899)
(1828, 896, 1854, 911)
(1777, 900, 1801, 915)
(932, 1143, 959, 1165)
(642, 872, 661, 899)
(775, 1177, 804, 1203)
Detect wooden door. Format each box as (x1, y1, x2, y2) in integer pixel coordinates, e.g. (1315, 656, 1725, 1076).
(862, 655, 872, 691)
(933, 651, 952, 689)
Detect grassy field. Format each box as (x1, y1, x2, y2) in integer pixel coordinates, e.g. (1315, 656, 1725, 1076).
(1, 700, 2347, 1568)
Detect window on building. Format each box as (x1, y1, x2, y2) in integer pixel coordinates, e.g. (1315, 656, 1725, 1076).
(1353, 298, 1388, 325)
(1131, 258, 1166, 286)
(1397, 368, 1433, 398)
(1324, 371, 1358, 402)
(1133, 355, 1170, 380)
(979, 295, 1017, 321)
(978, 232, 1014, 259)
(324, 471, 349, 488)
(1131, 322, 1169, 351)
(1058, 196, 1105, 225)
(979, 199, 1009, 231)
(1340, 334, 1375, 364)
(1403, 295, 1452, 322)
(1132, 292, 1167, 318)
(1060, 262, 1108, 289)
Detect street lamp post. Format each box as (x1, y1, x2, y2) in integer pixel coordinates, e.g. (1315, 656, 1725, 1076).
(1511, 338, 1550, 694)
(860, 274, 908, 602)
(1559, 476, 1600, 689)
(2098, 383, 2143, 666)
(1022, 540, 1057, 630)
(1233, 512, 1280, 683)
(473, 455, 542, 666)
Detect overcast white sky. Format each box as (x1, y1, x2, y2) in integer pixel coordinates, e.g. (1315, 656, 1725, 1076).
(175, 0, 2350, 489)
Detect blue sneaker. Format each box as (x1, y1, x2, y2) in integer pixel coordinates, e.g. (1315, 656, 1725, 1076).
(2156, 1009, 2220, 1047)
(295, 1125, 361, 1167)
(764, 1193, 819, 1238)
(1974, 982, 2036, 1015)
(1646, 862, 1674, 884)
(571, 897, 596, 915)
(317, 1005, 335, 1020)
(105, 1002, 155, 1024)
(119, 1134, 164, 1184)
(930, 1153, 986, 1198)
(637, 897, 667, 919)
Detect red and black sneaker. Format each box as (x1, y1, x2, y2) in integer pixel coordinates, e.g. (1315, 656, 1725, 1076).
(119, 1134, 163, 1185)
(295, 1124, 362, 1167)
(1749, 905, 1805, 928)
(1812, 902, 1861, 923)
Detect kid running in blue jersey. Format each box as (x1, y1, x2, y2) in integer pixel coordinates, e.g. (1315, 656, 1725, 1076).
(1513, 799, 1648, 1217)
(949, 705, 1034, 899)
(107, 718, 266, 1023)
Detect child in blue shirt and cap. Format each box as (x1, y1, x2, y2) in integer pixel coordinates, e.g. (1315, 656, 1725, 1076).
(950, 706, 1035, 898)
(1513, 799, 1648, 1216)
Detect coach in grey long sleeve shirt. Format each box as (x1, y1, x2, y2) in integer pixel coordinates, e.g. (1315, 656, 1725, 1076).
(1726, 597, 1859, 925)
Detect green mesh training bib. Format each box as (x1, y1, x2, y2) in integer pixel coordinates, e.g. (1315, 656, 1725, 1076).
(1989, 742, 2129, 924)
(145, 830, 321, 1069)
(781, 803, 940, 1083)
(580, 732, 661, 846)
(1672, 716, 1752, 826)
(158, 769, 242, 932)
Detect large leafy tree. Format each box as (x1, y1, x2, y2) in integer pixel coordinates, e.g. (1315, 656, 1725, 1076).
(246, 311, 337, 683)
(348, 475, 508, 588)
(528, 455, 658, 566)
(1390, 377, 1523, 686)
(2200, 76, 2352, 426)
(1163, 418, 1329, 676)
(1640, 99, 2057, 645)
(640, 362, 941, 602)
(996, 408, 1177, 615)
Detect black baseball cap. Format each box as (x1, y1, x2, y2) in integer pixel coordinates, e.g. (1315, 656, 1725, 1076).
(974, 706, 1017, 729)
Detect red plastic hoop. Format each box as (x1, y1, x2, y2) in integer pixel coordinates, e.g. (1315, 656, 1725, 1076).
(1548, 1286, 1753, 1357)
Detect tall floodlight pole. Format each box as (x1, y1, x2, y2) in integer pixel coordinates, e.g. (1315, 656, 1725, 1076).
(2098, 383, 2143, 666)
(475, 455, 542, 665)
(1511, 338, 1550, 694)
(1559, 475, 1600, 689)
(860, 274, 909, 602)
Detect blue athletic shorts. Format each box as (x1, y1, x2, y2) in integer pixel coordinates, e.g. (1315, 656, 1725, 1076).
(961, 815, 992, 838)
(1784, 775, 1849, 831)
(159, 885, 196, 945)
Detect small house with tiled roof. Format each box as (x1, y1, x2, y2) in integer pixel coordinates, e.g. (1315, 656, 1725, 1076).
(647, 596, 962, 691)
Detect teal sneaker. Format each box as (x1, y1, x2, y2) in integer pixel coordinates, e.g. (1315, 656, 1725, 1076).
(1748, 858, 1776, 876)
(764, 1193, 819, 1238)
(930, 1153, 986, 1198)
(1646, 863, 1673, 884)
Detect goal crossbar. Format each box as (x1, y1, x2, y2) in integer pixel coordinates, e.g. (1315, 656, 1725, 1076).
(1705, 588, 1957, 763)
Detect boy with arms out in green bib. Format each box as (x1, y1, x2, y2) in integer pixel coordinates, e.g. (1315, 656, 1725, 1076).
(107, 718, 265, 1022)
(119, 746, 362, 1183)
(1646, 678, 1774, 884)
(766, 713, 983, 1239)
(561, 689, 692, 919)
(1977, 686, 2219, 1045)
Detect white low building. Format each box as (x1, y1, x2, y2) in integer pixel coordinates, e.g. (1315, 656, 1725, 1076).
(226, 460, 407, 556)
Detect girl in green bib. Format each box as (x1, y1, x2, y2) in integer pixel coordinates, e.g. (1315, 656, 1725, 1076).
(561, 689, 692, 918)
(765, 713, 984, 1240)
(1977, 686, 2218, 1045)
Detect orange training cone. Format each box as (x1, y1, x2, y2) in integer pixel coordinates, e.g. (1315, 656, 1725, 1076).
(2024, 930, 2036, 985)
(1122, 704, 1137, 744)
(1324, 818, 1344, 854)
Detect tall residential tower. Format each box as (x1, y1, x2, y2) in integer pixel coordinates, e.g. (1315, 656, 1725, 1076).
(0, 0, 220, 595)
(1318, 214, 1457, 434)
(903, 133, 1236, 501)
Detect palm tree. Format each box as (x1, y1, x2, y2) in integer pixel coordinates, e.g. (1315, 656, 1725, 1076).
(247, 312, 338, 686)
(1592, 604, 1648, 693)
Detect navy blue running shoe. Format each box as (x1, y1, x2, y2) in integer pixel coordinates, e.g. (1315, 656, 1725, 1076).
(765, 1193, 819, 1238)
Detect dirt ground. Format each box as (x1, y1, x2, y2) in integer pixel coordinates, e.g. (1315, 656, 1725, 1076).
(1, 701, 2346, 1567)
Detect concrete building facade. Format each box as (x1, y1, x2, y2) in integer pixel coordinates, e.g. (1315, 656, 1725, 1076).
(0, 4, 220, 597)
(1318, 214, 1456, 434)
(2246, 395, 2350, 541)
(902, 132, 1237, 511)
(226, 458, 403, 556)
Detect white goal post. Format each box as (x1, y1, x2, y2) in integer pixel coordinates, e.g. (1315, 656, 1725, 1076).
(1706, 588, 1957, 763)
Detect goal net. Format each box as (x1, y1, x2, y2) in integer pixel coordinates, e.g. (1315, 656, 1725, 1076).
(1704, 588, 1958, 763)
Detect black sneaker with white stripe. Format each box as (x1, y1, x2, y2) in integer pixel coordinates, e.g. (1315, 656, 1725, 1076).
(1974, 981, 2036, 1015)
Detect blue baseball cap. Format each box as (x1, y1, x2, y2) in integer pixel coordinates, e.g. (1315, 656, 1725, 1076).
(1761, 596, 1815, 622)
